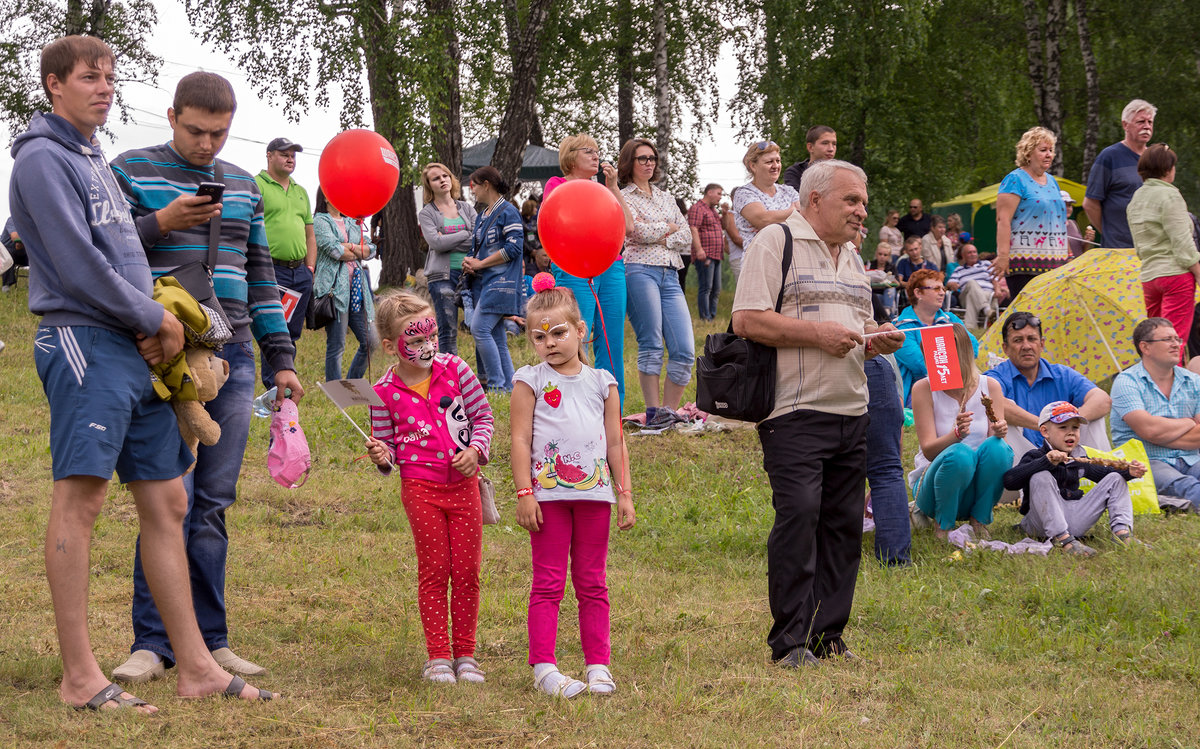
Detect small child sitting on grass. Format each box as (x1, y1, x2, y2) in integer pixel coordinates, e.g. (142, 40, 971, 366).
(1003, 401, 1147, 557)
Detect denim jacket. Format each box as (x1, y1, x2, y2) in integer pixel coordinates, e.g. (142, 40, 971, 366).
(469, 199, 524, 315)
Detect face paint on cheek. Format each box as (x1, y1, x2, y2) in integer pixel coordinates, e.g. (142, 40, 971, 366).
(400, 316, 438, 367)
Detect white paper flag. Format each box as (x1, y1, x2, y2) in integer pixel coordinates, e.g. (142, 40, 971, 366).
(319, 379, 385, 409)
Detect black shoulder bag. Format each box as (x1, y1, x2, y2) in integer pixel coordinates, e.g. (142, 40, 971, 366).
(696, 223, 794, 423)
(165, 162, 232, 330)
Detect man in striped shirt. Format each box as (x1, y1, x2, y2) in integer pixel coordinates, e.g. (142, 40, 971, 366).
(109, 72, 303, 685)
(947, 243, 1006, 326)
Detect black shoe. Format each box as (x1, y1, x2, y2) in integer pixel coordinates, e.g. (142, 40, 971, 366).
(776, 647, 820, 669)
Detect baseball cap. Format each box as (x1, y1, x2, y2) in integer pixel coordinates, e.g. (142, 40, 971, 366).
(267, 137, 303, 153)
(1038, 400, 1087, 426)
(1059, 189, 1075, 204)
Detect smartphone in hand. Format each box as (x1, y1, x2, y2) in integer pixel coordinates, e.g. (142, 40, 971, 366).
(196, 182, 225, 205)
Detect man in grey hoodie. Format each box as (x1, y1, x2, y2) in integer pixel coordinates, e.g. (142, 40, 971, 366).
(10, 35, 276, 711)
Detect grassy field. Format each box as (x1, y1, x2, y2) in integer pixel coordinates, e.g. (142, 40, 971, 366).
(2, 274, 1199, 748)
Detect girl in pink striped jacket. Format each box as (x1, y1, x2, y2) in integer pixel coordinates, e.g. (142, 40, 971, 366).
(366, 290, 494, 685)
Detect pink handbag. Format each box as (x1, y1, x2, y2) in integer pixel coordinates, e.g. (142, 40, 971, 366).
(268, 398, 311, 488)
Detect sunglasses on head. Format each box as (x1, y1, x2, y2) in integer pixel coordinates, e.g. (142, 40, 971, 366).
(756, 140, 777, 150)
(1005, 313, 1041, 332)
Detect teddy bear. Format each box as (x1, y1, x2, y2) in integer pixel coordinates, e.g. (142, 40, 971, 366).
(174, 347, 230, 472)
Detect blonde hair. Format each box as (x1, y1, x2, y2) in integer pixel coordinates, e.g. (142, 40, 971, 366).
(525, 285, 588, 365)
(421, 162, 462, 204)
(558, 133, 598, 175)
(742, 140, 781, 174)
(952, 323, 979, 394)
(375, 289, 434, 341)
(1015, 126, 1056, 168)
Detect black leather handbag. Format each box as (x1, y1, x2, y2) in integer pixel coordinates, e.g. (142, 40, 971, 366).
(696, 224, 793, 422)
(305, 291, 338, 330)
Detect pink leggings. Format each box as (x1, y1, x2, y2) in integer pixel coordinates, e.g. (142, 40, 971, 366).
(527, 501, 612, 665)
(1143, 272, 1195, 364)
(401, 477, 482, 660)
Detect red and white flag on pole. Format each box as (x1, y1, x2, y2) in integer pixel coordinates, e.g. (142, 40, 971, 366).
(920, 324, 962, 392)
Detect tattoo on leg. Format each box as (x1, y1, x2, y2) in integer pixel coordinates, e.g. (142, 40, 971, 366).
(56, 538, 67, 553)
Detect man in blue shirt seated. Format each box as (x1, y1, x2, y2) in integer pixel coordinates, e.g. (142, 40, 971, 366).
(1111, 317, 1200, 510)
(985, 311, 1112, 447)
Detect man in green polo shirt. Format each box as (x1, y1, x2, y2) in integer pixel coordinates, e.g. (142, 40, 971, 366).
(255, 137, 318, 387)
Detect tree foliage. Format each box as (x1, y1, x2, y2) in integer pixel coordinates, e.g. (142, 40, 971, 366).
(734, 0, 1200, 251)
(0, 0, 160, 138)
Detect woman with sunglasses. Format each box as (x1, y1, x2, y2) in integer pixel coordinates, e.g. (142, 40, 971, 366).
(732, 140, 802, 252)
(893, 268, 979, 407)
(910, 323, 1013, 541)
(543, 134, 635, 408)
(618, 138, 694, 429)
(994, 127, 1070, 299)
(1127, 144, 1199, 364)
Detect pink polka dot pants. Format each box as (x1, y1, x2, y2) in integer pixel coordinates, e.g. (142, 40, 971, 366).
(401, 477, 483, 660)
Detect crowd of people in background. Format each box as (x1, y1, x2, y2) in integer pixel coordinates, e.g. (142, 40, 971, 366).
(8, 33, 1197, 711)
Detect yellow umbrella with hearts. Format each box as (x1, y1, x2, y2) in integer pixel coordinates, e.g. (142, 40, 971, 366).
(975, 247, 1191, 382)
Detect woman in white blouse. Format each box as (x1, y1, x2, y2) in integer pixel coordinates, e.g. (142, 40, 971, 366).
(618, 138, 695, 429)
(732, 140, 802, 251)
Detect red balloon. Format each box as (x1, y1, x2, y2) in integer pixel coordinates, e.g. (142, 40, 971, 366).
(318, 129, 400, 219)
(537, 180, 625, 279)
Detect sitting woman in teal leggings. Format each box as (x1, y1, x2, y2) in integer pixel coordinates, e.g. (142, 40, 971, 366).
(910, 323, 1014, 540)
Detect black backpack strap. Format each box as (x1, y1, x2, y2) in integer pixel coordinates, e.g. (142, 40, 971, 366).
(774, 223, 793, 314)
(207, 161, 224, 273)
(727, 222, 795, 335)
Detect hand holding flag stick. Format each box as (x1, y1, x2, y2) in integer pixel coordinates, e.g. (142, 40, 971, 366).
(318, 379, 394, 469)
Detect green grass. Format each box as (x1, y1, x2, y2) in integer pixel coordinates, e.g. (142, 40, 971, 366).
(2, 274, 1200, 747)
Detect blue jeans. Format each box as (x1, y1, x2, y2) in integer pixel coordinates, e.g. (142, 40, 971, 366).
(915, 437, 1013, 530)
(470, 309, 514, 391)
(453, 269, 475, 329)
(1149, 457, 1200, 508)
(864, 357, 910, 565)
(130, 341, 256, 662)
(553, 258, 627, 410)
(428, 277, 459, 356)
(695, 259, 721, 321)
(324, 304, 375, 381)
(263, 263, 312, 388)
(625, 263, 695, 387)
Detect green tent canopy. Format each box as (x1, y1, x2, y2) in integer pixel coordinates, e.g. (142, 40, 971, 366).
(931, 178, 1088, 255)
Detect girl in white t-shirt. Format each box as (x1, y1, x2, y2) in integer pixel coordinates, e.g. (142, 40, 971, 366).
(510, 276, 635, 698)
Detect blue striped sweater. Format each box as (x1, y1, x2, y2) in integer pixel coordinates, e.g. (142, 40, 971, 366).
(110, 143, 294, 372)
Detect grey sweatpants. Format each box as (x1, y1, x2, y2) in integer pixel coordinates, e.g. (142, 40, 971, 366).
(1020, 471, 1133, 540)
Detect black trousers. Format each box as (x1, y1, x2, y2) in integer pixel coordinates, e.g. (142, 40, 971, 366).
(758, 408, 868, 661)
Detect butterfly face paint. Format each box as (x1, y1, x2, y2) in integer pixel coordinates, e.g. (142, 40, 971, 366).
(399, 316, 438, 367)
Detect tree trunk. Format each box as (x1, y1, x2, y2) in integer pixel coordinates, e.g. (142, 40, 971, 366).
(529, 108, 545, 148)
(652, 0, 669, 186)
(65, 0, 107, 36)
(1044, 0, 1064, 174)
(1020, 0, 1046, 124)
(1076, 0, 1101, 180)
(615, 0, 634, 149)
(493, 0, 555, 195)
(362, 0, 421, 286)
(426, 0, 462, 175)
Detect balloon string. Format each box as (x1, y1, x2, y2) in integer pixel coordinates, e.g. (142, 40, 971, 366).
(586, 277, 632, 499)
(356, 217, 373, 381)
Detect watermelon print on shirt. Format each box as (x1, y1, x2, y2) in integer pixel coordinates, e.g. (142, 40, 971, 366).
(514, 361, 618, 503)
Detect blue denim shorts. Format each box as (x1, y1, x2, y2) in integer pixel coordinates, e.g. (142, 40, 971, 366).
(34, 325, 193, 482)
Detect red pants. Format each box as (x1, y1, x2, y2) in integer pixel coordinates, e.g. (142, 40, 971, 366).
(1143, 272, 1195, 363)
(401, 477, 482, 660)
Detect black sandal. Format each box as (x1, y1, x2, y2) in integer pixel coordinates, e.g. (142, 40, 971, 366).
(1053, 533, 1097, 557)
(75, 683, 149, 712)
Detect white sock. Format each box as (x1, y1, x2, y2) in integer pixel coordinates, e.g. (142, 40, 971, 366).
(148, 652, 163, 663)
(532, 662, 558, 683)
